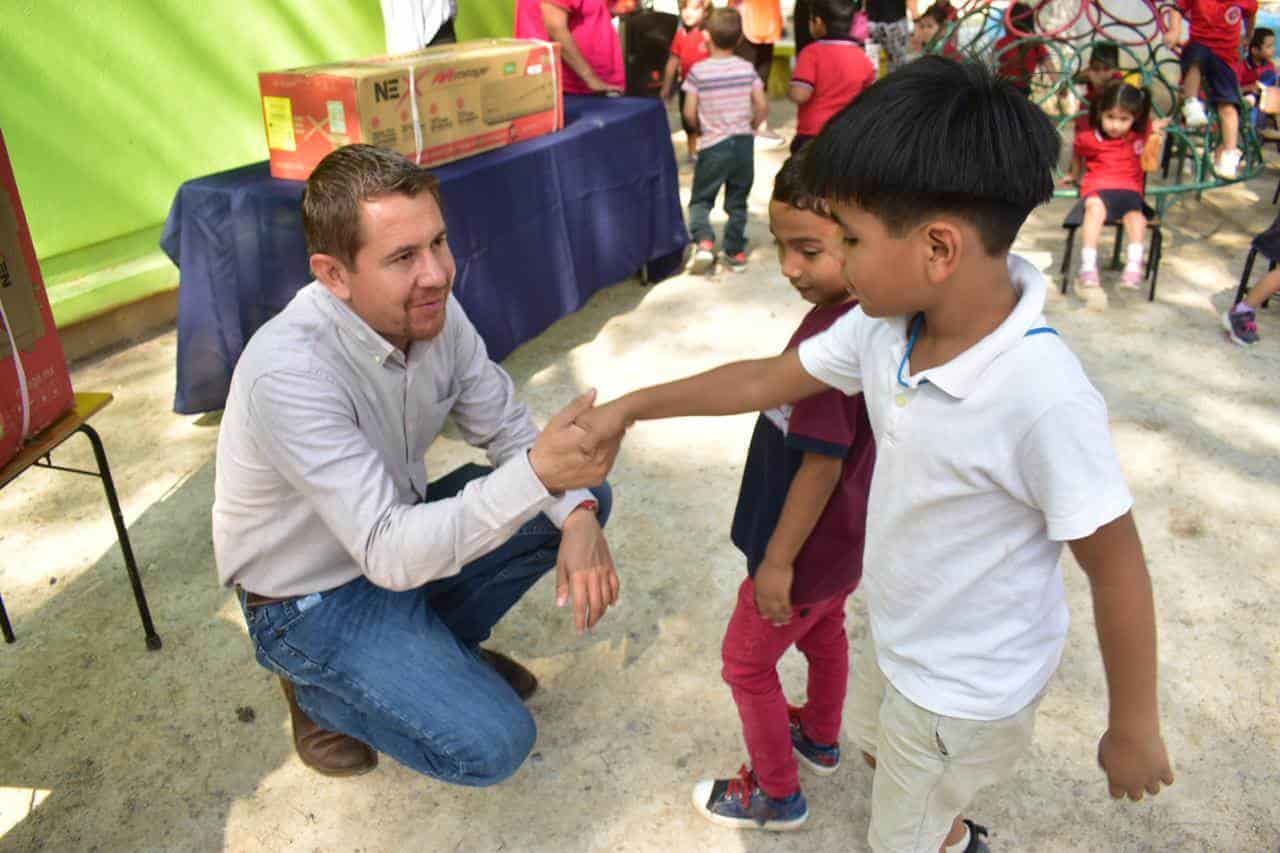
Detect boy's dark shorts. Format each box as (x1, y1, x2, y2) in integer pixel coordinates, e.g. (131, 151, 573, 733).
(1076, 189, 1154, 222)
(1181, 41, 1243, 106)
(1254, 212, 1280, 260)
(678, 90, 697, 136)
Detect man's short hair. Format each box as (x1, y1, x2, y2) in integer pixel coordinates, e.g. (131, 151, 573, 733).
(302, 144, 443, 268)
(811, 0, 855, 37)
(803, 58, 1059, 254)
(706, 8, 743, 50)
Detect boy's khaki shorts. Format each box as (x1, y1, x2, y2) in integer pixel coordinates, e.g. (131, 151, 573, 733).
(845, 631, 1042, 853)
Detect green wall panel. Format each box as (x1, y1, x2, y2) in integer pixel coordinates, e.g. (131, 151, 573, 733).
(0, 1, 388, 260)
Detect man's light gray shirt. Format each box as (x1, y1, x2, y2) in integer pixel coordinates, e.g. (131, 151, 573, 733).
(213, 283, 590, 597)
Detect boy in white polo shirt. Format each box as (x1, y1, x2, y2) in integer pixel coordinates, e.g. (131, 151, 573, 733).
(577, 58, 1173, 852)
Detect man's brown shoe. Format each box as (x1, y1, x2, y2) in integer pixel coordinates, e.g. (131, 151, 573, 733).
(279, 678, 377, 777)
(479, 648, 538, 700)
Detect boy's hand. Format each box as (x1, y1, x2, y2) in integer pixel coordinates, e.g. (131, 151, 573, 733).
(1097, 727, 1174, 800)
(753, 561, 794, 625)
(529, 390, 611, 493)
(574, 399, 630, 450)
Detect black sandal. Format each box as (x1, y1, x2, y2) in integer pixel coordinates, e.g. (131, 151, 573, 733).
(962, 819, 990, 853)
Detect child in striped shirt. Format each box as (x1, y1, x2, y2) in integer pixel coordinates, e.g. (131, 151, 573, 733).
(683, 7, 768, 274)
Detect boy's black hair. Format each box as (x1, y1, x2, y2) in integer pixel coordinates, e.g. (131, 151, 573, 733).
(802, 57, 1058, 254)
(1251, 27, 1275, 52)
(1007, 2, 1036, 34)
(1090, 80, 1151, 134)
(706, 8, 743, 49)
(773, 149, 832, 217)
(810, 0, 856, 37)
(1089, 41, 1119, 69)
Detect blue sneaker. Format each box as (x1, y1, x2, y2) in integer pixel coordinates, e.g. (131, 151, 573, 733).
(691, 765, 808, 831)
(788, 705, 841, 775)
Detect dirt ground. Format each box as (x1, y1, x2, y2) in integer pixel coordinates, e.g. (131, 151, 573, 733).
(1, 102, 1278, 852)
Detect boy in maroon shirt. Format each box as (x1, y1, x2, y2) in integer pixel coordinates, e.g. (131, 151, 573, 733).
(689, 152, 876, 832)
(788, 0, 876, 154)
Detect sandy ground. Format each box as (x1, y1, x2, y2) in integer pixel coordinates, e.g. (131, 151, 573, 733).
(2, 101, 1278, 853)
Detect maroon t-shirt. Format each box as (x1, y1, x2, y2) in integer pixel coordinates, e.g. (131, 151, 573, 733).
(730, 301, 876, 605)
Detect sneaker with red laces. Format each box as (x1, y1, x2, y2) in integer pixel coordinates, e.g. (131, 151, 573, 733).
(788, 705, 841, 775)
(721, 250, 748, 271)
(689, 240, 716, 274)
(691, 765, 808, 831)
(1223, 306, 1260, 345)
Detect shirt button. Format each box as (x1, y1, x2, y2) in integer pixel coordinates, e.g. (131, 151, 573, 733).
(895, 393, 908, 407)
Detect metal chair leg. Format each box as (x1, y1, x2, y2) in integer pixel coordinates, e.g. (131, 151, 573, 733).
(0, 593, 14, 643)
(1235, 248, 1258, 306)
(1273, 175, 1280, 205)
(1110, 223, 1125, 270)
(1148, 227, 1162, 302)
(1061, 226, 1077, 293)
(77, 424, 162, 651)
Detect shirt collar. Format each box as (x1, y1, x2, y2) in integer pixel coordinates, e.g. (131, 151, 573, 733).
(900, 253, 1048, 399)
(308, 282, 406, 367)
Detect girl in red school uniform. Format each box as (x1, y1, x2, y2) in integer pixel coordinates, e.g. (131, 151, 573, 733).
(1062, 82, 1170, 291)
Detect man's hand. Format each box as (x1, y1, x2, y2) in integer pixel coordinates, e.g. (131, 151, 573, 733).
(529, 391, 611, 493)
(1097, 727, 1174, 801)
(753, 561, 794, 626)
(555, 509, 619, 634)
(586, 75, 624, 95)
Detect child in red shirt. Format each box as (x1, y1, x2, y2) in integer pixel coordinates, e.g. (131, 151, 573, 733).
(1164, 0, 1258, 178)
(910, 2, 963, 60)
(994, 2, 1048, 97)
(788, 0, 876, 154)
(663, 0, 713, 161)
(1062, 82, 1170, 293)
(1073, 42, 1124, 130)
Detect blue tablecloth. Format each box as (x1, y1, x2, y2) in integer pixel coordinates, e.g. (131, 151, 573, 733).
(161, 96, 688, 414)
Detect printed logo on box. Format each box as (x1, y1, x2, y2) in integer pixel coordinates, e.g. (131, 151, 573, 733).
(262, 96, 297, 151)
(374, 77, 402, 102)
(327, 101, 347, 134)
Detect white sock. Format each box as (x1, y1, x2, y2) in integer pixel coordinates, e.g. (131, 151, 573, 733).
(944, 824, 971, 853)
(1080, 247, 1098, 273)
(1126, 242, 1144, 269)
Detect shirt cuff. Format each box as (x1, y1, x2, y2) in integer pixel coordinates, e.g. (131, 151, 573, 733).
(493, 450, 557, 518)
(546, 488, 595, 528)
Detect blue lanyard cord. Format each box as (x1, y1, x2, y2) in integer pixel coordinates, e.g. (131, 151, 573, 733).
(896, 316, 1058, 390)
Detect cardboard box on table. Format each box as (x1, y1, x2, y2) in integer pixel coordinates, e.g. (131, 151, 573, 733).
(0, 129, 74, 468)
(259, 39, 564, 181)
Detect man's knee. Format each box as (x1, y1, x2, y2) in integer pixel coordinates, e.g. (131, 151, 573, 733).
(589, 480, 614, 527)
(434, 701, 537, 787)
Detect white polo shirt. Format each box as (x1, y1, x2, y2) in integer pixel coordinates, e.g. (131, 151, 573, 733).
(798, 255, 1132, 720)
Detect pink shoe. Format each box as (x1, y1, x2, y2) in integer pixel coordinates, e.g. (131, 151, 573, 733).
(1120, 267, 1143, 289)
(1076, 269, 1100, 288)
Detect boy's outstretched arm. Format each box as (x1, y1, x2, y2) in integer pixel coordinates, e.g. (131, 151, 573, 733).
(1069, 511, 1174, 801)
(576, 349, 831, 447)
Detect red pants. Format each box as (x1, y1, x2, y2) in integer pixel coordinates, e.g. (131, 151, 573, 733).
(721, 577, 852, 799)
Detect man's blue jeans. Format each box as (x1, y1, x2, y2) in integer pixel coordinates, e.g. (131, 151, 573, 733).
(240, 463, 613, 786)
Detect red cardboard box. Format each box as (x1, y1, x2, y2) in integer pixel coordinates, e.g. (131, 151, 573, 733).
(0, 129, 74, 468)
(259, 39, 564, 180)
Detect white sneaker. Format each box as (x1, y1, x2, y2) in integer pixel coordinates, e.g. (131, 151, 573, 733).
(1216, 148, 1242, 179)
(1182, 98, 1209, 128)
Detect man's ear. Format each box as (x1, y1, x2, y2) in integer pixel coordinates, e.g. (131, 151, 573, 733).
(920, 219, 963, 286)
(311, 253, 352, 301)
